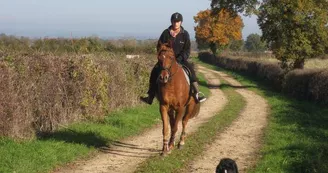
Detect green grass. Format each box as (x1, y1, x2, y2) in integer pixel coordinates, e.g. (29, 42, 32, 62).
(196, 57, 328, 173)
(0, 70, 210, 173)
(136, 73, 246, 173)
(0, 138, 90, 173)
(197, 72, 211, 97)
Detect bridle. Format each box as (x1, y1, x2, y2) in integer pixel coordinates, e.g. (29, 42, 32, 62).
(158, 50, 179, 81)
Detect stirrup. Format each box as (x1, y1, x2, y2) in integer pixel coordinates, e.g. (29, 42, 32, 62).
(196, 92, 207, 103)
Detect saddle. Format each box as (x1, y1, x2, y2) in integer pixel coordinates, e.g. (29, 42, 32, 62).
(181, 64, 191, 86)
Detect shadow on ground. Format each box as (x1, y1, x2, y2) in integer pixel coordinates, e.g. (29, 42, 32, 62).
(39, 127, 161, 158)
(39, 129, 108, 148)
(198, 80, 257, 89)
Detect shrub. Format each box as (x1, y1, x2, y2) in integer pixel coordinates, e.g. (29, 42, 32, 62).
(283, 69, 323, 100)
(198, 51, 328, 106)
(309, 70, 328, 104)
(0, 52, 155, 138)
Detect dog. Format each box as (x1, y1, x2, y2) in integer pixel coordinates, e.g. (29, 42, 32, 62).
(216, 158, 239, 173)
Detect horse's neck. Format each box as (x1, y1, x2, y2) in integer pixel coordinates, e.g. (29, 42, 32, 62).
(171, 60, 179, 72)
(161, 61, 184, 87)
(158, 61, 190, 104)
(169, 61, 181, 79)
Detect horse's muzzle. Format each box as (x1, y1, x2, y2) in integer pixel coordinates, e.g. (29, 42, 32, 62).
(159, 74, 169, 83)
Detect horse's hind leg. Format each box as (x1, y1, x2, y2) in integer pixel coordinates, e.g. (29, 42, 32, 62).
(179, 103, 197, 149)
(179, 116, 189, 149)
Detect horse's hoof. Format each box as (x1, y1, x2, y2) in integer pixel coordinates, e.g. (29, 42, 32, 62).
(161, 152, 169, 157)
(178, 143, 184, 149)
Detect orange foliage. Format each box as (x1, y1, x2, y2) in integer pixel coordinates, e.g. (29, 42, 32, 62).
(194, 9, 244, 46)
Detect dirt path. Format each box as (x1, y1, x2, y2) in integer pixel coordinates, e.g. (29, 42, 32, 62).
(55, 67, 228, 173)
(187, 66, 268, 173)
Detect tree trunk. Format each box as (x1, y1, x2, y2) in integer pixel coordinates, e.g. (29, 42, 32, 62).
(293, 58, 305, 69)
(210, 43, 217, 55)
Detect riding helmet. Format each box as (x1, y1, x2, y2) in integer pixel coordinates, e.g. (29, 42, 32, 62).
(171, 12, 183, 22)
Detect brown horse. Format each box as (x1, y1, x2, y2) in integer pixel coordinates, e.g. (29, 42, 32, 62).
(156, 42, 200, 156)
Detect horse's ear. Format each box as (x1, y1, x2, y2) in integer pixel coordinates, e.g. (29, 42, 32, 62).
(158, 41, 163, 47)
(157, 41, 163, 53)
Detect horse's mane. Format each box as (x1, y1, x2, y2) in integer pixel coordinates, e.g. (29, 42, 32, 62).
(158, 43, 174, 56)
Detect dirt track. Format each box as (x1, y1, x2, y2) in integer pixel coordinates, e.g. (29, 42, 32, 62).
(187, 66, 268, 173)
(55, 66, 228, 173)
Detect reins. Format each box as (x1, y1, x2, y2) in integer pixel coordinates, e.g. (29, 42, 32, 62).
(158, 50, 180, 82)
(160, 59, 180, 82)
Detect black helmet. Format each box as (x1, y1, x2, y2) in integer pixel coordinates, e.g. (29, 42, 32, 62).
(171, 12, 183, 22)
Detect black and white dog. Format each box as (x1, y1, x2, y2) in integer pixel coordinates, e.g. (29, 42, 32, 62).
(216, 158, 239, 173)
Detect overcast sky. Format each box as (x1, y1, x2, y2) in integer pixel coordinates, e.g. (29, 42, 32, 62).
(0, 0, 261, 40)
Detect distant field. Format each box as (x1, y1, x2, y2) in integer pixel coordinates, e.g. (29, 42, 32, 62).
(227, 53, 328, 69)
(305, 58, 328, 69)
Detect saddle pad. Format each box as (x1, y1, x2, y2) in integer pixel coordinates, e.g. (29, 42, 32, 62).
(182, 67, 190, 86)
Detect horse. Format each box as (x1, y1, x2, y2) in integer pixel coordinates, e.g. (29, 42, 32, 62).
(156, 42, 200, 156)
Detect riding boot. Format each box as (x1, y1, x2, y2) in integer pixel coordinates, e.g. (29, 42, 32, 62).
(140, 64, 159, 105)
(140, 82, 156, 105)
(192, 82, 207, 103)
(140, 92, 155, 105)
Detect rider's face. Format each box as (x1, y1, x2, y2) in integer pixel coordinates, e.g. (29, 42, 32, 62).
(171, 21, 182, 30)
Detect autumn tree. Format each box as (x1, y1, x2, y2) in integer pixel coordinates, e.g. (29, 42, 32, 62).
(258, 0, 328, 69)
(194, 9, 244, 54)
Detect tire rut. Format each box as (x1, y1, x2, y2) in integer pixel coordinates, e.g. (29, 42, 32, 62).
(187, 66, 268, 173)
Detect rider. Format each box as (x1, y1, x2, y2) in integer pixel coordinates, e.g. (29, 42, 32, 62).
(140, 12, 206, 104)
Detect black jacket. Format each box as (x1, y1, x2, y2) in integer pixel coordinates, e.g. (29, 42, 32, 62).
(157, 26, 191, 63)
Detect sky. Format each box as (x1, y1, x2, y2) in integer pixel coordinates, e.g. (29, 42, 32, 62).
(0, 0, 261, 40)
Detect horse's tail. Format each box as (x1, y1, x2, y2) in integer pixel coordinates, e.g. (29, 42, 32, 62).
(190, 102, 200, 119)
(185, 98, 200, 119)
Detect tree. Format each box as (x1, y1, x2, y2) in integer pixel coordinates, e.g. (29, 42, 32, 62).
(211, 0, 259, 15)
(194, 9, 244, 54)
(245, 33, 266, 52)
(258, 0, 328, 69)
(228, 39, 244, 52)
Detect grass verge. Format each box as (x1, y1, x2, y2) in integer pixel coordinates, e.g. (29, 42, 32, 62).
(197, 72, 211, 98)
(135, 72, 246, 173)
(0, 104, 160, 173)
(196, 58, 328, 173)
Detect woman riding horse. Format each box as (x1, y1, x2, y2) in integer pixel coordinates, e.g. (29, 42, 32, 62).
(156, 42, 201, 155)
(140, 12, 206, 104)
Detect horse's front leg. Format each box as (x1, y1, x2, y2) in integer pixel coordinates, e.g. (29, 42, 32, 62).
(160, 105, 170, 156)
(169, 107, 184, 150)
(168, 109, 175, 150)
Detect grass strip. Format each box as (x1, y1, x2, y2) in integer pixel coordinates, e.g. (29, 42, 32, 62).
(136, 72, 246, 173)
(0, 104, 160, 173)
(196, 58, 328, 173)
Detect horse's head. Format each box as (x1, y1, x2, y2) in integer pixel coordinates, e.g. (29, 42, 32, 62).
(157, 42, 176, 83)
